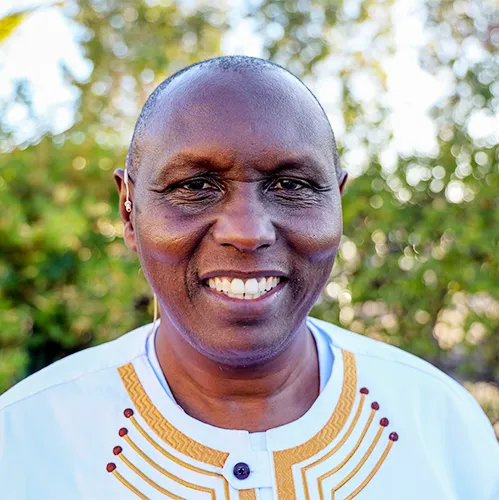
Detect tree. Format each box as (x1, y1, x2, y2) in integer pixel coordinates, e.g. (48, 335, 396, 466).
(0, 0, 227, 389)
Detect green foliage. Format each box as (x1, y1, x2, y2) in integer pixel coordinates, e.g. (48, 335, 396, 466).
(0, 0, 228, 390)
(0, 0, 497, 433)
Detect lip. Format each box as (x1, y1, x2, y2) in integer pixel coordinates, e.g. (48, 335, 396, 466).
(199, 270, 289, 281)
(202, 278, 287, 313)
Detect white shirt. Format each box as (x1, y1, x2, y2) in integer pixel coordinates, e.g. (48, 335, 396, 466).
(146, 321, 334, 469)
(1, 317, 498, 499)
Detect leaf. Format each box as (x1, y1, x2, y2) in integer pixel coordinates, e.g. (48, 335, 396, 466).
(0, 13, 26, 44)
(0, 0, 69, 44)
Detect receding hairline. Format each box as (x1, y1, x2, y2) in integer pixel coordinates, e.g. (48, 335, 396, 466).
(126, 56, 341, 179)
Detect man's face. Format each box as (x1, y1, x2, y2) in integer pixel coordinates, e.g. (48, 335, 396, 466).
(125, 67, 344, 365)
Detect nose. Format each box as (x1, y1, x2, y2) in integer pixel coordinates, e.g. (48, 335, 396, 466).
(212, 185, 276, 252)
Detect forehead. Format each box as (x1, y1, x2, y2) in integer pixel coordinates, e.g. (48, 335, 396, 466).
(138, 67, 334, 177)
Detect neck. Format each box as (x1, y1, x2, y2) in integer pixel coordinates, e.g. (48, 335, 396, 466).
(154, 316, 320, 432)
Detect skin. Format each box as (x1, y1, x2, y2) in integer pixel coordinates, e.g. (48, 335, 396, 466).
(115, 65, 348, 431)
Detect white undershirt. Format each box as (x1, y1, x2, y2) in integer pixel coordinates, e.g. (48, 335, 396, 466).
(146, 321, 334, 450)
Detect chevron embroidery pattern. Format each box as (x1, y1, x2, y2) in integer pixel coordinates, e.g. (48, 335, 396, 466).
(273, 350, 357, 499)
(118, 362, 229, 468)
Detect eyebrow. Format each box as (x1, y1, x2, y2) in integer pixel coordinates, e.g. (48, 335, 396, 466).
(149, 152, 230, 181)
(270, 156, 326, 175)
(150, 152, 331, 186)
(265, 155, 333, 185)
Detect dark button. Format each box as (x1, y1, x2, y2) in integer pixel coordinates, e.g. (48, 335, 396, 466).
(233, 462, 251, 480)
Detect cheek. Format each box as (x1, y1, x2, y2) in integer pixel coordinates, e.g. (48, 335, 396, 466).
(279, 202, 342, 305)
(283, 203, 343, 264)
(133, 205, 210, 300)
(134, 206, 207, 266)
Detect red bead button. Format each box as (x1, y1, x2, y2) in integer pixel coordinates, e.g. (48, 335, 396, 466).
(389, 432, 399, 441)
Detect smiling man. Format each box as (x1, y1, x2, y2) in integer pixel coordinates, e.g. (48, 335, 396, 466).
(1, 56, 498, 499)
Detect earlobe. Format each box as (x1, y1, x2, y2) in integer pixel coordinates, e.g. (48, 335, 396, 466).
(114, 168, 137, 252)
(124, 169, 132, 213)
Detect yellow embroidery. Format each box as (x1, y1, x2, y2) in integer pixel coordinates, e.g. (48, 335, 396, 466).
(238, 489, 257, 499)
(118, 363, 228, 468)
(302, 392, 366, 500)
(273, 350, 357, 499)
(119, 366, 230, 499)
(119, 452, 183, 499)
(112, 469, 148, 500)
(330, 425, 385, 499)
(117, 348, 397, 500)
(344, 440, 395, 500)
(124, 434, 216, 499)
(129, 416, 229, 497)
(317, 408, 376, 499)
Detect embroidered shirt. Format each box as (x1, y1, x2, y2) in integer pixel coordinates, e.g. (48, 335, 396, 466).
(0, 317, 498, 499)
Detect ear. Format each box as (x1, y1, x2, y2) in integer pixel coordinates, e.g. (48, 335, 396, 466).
(338, 168, 348, 195)
(114, 168, 137, 252)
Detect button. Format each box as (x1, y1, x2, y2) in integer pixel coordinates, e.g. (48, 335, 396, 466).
(223, 451, 271, 489)
(233, 462, 251, 480)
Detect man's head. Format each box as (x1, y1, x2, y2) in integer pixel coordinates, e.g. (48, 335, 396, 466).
(125, 56, 344, 182)
(115, 55, 347, 366)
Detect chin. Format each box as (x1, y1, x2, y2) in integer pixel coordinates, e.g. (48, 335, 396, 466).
(186, 322, 294, 367)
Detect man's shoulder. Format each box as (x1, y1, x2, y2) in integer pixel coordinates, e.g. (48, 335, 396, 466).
(310, 316, 499, 456)
(0, 323, 151, 411)
(309, 316, 472, 402)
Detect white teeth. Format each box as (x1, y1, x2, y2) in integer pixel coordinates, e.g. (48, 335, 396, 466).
(244, 278, 259, 295)
(215, 277, 223, 292)
(231, 279, 245, 295)
(208, 276, 282, 300)
(266, 277, 273, 291)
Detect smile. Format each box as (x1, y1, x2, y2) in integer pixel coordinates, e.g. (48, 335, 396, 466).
(206, 277, 282, 300)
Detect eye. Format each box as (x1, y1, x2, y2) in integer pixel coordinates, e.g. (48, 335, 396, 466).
(180, 179, 218, 191)
(269, 178, 308, 191)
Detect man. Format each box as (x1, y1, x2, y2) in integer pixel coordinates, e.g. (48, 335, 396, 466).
(1, 56, 498, 499)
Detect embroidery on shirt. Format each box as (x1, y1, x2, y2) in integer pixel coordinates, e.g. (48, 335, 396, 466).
(119, 363, 228, 467)
(238, 489, 257, 500)
(115, 363, 234, 499)
(113, 428, 217, 499)
(273, 352, 399, 500)
(111, 444, 184, 499)
(317, 411, 396, 499)
(106, 462, 148, 500)
(273, 349, 358, 498)
(114, 350, 398, 499)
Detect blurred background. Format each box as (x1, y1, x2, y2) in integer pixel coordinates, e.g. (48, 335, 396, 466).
(0, 0, 498, 436)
